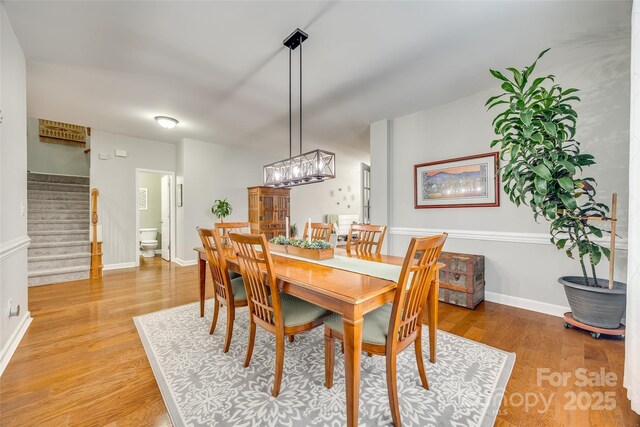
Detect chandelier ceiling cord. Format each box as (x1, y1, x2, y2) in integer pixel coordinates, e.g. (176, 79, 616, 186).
(263, 28, 336, 188)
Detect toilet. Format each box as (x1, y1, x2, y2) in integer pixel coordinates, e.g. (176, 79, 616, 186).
(139, 228, 158, 258)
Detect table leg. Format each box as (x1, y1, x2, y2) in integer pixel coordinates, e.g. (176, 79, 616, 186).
(427, 279, 439, 363)
(199, 257, 206, 318)
(343, 309, 363, 427)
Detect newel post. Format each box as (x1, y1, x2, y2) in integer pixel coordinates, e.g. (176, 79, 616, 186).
(90, 188, 103, 279)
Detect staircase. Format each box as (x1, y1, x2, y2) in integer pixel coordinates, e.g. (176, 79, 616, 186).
(27, 172, 91, 286)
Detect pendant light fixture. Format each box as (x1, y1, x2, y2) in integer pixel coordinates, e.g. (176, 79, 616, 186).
(263, 28, 336, 187)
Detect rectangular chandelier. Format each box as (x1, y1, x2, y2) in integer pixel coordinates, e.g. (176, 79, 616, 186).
(263, 149, 336, 187)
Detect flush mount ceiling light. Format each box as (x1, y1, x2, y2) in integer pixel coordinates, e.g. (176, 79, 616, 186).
(154, 116, 179, 129)
(263, 28, 336, 188)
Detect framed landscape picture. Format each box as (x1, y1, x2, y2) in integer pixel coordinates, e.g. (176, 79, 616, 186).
(414, 152, 499, 209)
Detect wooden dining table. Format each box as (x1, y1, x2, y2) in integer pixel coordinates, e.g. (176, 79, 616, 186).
(194, 246, 443, 427)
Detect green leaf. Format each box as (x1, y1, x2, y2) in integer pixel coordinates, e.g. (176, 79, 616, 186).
(559, 193, 578, 210)
(531, 132, 543, 143)
(531, 164, 552, 181)
(501, 82, 516, 93)
(557, 160, 576, 174)
(534, 176, 548, 194)
(490, 69, 509, 82)
(555, 238, 568, 249)
(589, 226, 603, 238)
(558, 176, 574, 193)
(520, 111, 533, 126)
(542, 121, 557, 134)
(591, 246, 602, 265)
(507, 67, 523, 87)
(602, 247, 611, 260)
(509, 144, 519, 159)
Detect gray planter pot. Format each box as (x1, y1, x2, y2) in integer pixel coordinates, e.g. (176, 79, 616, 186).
(559, 276, 626, 329)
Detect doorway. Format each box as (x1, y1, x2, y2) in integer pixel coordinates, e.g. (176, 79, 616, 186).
(135, 169, 176, 267)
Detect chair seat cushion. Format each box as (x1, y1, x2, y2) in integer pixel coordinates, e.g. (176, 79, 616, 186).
(325, 304, 392, 345)
(279, 293, 330, 328)
(230, 276, 247, 302)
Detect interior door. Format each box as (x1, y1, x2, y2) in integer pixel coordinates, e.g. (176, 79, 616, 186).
(160, 175, 171, 261)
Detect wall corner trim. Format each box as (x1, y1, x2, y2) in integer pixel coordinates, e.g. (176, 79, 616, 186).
(389, 227, 628, 250)
(174, 258, 198, 267)
(0, 312, 32, 377)
(485, 292, 569, 318)
(0, 236, 31, 261)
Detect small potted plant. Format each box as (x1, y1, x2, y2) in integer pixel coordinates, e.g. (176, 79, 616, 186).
(487, 49, 626, 334)
(289, 223, 298, 239)
(211, 198, 232, 222)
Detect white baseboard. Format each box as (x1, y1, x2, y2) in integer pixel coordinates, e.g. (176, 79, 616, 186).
(485, 291, 569, 318)
(0, 312, 32, 376)
(103, 262, 137, 271)
(174, 258, 198, 267)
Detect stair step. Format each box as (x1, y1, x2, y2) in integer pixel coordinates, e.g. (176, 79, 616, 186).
(28, 210, 88, 221)
(27, 172, 89, 185)
(28, 200, 89, 210)
(29, 253, 91, 269)
(28, 265, 90, 287)
(28, 190, 88, 201)
(28, 240, 92, 256)
(28, 220, 89, 232)
(27, 181, 90, 193)
(29, 230, 90, 243)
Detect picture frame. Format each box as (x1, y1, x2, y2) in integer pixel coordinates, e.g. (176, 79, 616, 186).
(414, 152, 500, 209)
(176, 184, 183, 207)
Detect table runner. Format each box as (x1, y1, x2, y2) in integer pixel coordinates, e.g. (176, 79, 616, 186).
(272, 251, 405, 283)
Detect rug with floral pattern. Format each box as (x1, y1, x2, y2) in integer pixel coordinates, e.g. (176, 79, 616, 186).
(134, 300, 514, 427)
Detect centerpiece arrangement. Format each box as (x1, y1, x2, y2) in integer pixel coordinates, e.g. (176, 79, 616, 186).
(269, 236, 334, 261)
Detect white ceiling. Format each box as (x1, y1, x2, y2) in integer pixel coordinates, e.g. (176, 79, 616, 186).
(3, 1, 631, 152)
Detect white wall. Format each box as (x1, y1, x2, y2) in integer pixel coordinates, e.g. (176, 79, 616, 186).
(289, 142, 369, 231)
(27, 117, 90, 176)
(372, 39, 630, 314)
(0, 5, 31, 373)
(90, 131, 176, 266)
(175, 138, 267, 263)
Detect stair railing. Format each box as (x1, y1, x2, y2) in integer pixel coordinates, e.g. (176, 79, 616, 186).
(90, 188, 103, 279)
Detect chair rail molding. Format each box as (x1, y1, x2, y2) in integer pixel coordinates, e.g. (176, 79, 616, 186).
(389, 227, 628, 250)
(0, 235, 31, 261)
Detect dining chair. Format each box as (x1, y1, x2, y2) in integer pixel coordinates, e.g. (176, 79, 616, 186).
(302, 222, 333, 242)
(197, 227, 248, 353)
(346, 224, 387, 255)
(324, 233, 448, 427)
(215, 221, 250, 279)
(229, 232, 331, 397)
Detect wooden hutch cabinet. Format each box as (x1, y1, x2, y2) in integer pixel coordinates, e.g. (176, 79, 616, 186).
(248, 186, 290, 240)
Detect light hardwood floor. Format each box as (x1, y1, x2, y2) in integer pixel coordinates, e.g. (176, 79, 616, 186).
(1, 256, 638, 426)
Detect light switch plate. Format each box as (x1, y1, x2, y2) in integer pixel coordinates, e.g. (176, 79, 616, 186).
(115, 149, 127, 157)
(99, 153, 108, 160)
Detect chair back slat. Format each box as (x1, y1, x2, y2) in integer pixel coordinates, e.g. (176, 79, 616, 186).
(388, 234, 447, 349)
(346, 224, 387, 255)
(303, 222, 333, 242)
(230, 233, 282, 330)
(215, 221, 250, 246)
(197, 228, 233, 302)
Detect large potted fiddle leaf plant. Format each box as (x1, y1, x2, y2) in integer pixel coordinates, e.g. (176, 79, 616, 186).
(487, 49, 626, 330)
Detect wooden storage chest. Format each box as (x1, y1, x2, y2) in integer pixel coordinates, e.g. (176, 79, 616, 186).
(437, 251, 485, 309)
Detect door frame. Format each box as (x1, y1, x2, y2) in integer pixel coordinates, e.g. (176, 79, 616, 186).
(135, 168, 176, 267)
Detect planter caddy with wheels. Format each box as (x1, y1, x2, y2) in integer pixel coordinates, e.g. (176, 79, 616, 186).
(487, 49, 626, 338)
